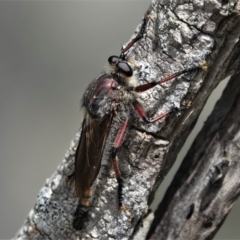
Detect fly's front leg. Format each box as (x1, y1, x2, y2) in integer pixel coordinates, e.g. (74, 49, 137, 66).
(111, 119, 129, 210)
(134, 62, 207, 93)
(120, 13, 150, 59)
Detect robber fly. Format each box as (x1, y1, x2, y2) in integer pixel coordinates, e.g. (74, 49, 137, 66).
(69, 13, 206, 230)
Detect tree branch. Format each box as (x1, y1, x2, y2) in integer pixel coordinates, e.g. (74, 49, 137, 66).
(16, 0, 240, 239)
(147, 71, 240, 240)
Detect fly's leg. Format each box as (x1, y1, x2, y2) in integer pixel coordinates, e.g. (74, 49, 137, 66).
(132, 62, 207, 122)
(133, 100, 187, 124)
(73, 117, 129, 229)
(120, 13, 150, 59)
(134, 62, 207, 93)
(111, 119, 129, 210)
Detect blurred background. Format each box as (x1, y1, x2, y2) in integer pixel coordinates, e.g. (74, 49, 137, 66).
(0, 1, 239, 239)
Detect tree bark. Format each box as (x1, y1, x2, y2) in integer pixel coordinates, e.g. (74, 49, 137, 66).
(16, 0, 240, 239)
(147, 71, 240, 240)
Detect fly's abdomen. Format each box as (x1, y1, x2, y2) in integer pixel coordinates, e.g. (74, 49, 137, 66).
(82, 74, 118, 119)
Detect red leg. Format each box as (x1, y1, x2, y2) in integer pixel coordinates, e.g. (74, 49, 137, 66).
(111, 119, 129, 210)
(133, 100, 182, 124)
(120, 13, 150, 59)
(134, 62, 207, 93)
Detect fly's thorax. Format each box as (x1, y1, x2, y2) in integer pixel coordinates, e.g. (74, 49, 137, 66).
(82, 74, 121, 120)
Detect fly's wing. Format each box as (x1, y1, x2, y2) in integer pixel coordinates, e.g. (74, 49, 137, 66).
(75, 112, 113, 200)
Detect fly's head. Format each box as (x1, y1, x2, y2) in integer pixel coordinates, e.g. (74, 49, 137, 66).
(108, 56, 133, 77)
(108, 55, 138, 89)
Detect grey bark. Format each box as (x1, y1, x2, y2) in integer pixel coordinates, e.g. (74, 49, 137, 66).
(147, 72, 240, 240)
(16, 1, 240, 239)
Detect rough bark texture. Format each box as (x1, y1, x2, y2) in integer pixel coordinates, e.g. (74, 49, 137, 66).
(147, 72, 240, 240)
(16, 0, 240, 239)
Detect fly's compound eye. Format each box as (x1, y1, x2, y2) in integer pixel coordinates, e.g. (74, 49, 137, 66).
(117, 61, 133, 77)
(108, 56, 120, 66)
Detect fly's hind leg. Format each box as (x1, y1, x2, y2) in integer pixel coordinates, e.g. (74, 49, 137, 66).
(111, 119, 129, 211)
